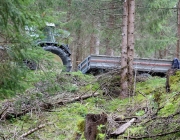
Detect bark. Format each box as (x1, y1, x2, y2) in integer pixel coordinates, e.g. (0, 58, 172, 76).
(159, 50, 163, 59)
(90, 19, 96, 54)
(163, 48, 167, 58)
(95, 34, 100, 55)
(75, 27, 82, 70)
(67, 0, 71, 22)
(65, 0, 71, 44)
(177, 0, 180, 58)
(90, 32, 100, 55)
(84, 113, 107, 140)
(105, 39, 114, 56)
(105, 1, 115, 56)
(175, 0, 180, 58)
(72, 41, 76, 71)
(120, 0, 135, 97)
(127, 0, 135, 94)
(90, 34, 95, 54)
(95, 23, 100, 55)
(89, 15, 100, 55)
(166, 69, 177, 93)
(120, 0, 128, 97)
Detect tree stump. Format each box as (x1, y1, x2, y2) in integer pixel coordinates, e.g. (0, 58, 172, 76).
(84, 112, 107, 140)
(166, 69, 177, 92)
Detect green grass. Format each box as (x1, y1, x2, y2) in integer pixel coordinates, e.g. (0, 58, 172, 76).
(1, 71, 180, 139)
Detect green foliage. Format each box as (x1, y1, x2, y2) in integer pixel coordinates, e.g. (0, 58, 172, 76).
(71, 71, 95, 82)
(135, 110, 145, 116)
(77, 119, 85, 133)
(102, 98, 129, 112)
(82, 82, 100, 92)
(169, 71, 180, 91)
(96, 124, 106, 140)
(158, 92, 180, 117)
(0, 45, 64, 99)
(135, 0, 177, 57)
(1, 74, 180, 139)
(126, 126, 145, 137)
(136, 77, 166, 95)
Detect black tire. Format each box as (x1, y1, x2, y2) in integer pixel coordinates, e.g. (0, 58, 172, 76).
(43, 46, 72, 72)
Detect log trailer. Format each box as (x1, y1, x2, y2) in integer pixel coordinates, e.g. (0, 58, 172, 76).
(78, 54, 174, 76)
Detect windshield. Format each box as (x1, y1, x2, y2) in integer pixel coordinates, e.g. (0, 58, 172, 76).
(42, 26, 56, 42)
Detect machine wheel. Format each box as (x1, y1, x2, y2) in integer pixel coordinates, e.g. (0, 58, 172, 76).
(43, 46, 72, 72)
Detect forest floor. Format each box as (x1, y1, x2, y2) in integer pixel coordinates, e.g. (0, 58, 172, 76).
(0, 70, 180, 140)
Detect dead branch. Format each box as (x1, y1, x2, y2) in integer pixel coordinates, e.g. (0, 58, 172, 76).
(110, 118, 136, 136)
(0, 106, 9, 120)
(19, 122, 52, 139)
(0, 92, 101, 120)
(56, 92, 101, 105)
(123, 129, 180, 139)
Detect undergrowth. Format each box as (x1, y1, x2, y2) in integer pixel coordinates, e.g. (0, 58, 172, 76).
(0, 71, 180, 139)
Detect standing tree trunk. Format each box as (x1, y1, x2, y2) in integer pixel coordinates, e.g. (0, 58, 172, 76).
(105, 39, 114, 55)
(76, 27, 82, 70)
(90, 19, 96, 54)
(105, 1, 115, 56)
(90, 33, 95, 54)
(127, 0, 135, 95)
(65, 0, 71, 45)
(90, 18, 100, 55)
(120, 0, 128, 97)
(120, 0, 135, 97)
(95, 33, 100, 55)
(177, 0, 180, 59)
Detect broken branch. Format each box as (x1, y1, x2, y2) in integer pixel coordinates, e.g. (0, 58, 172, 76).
(110, 118, 136, 136)
(19, 122, 52, 139)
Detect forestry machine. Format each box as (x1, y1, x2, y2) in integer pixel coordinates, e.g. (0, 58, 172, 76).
(25, 23, 72, 71)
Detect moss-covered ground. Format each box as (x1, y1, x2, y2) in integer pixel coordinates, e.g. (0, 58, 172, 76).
(0, 71, 180, 139)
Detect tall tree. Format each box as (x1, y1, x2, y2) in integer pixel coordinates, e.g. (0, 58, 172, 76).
(127, 0, 135, 94)
(135, 0, 177, 58)
(177, 0, 180, 58)
(105, 1, 115, 56)
(90, 18, 96, 54)
(120, 0, 135, 97)
(120, 0, 128, 97)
